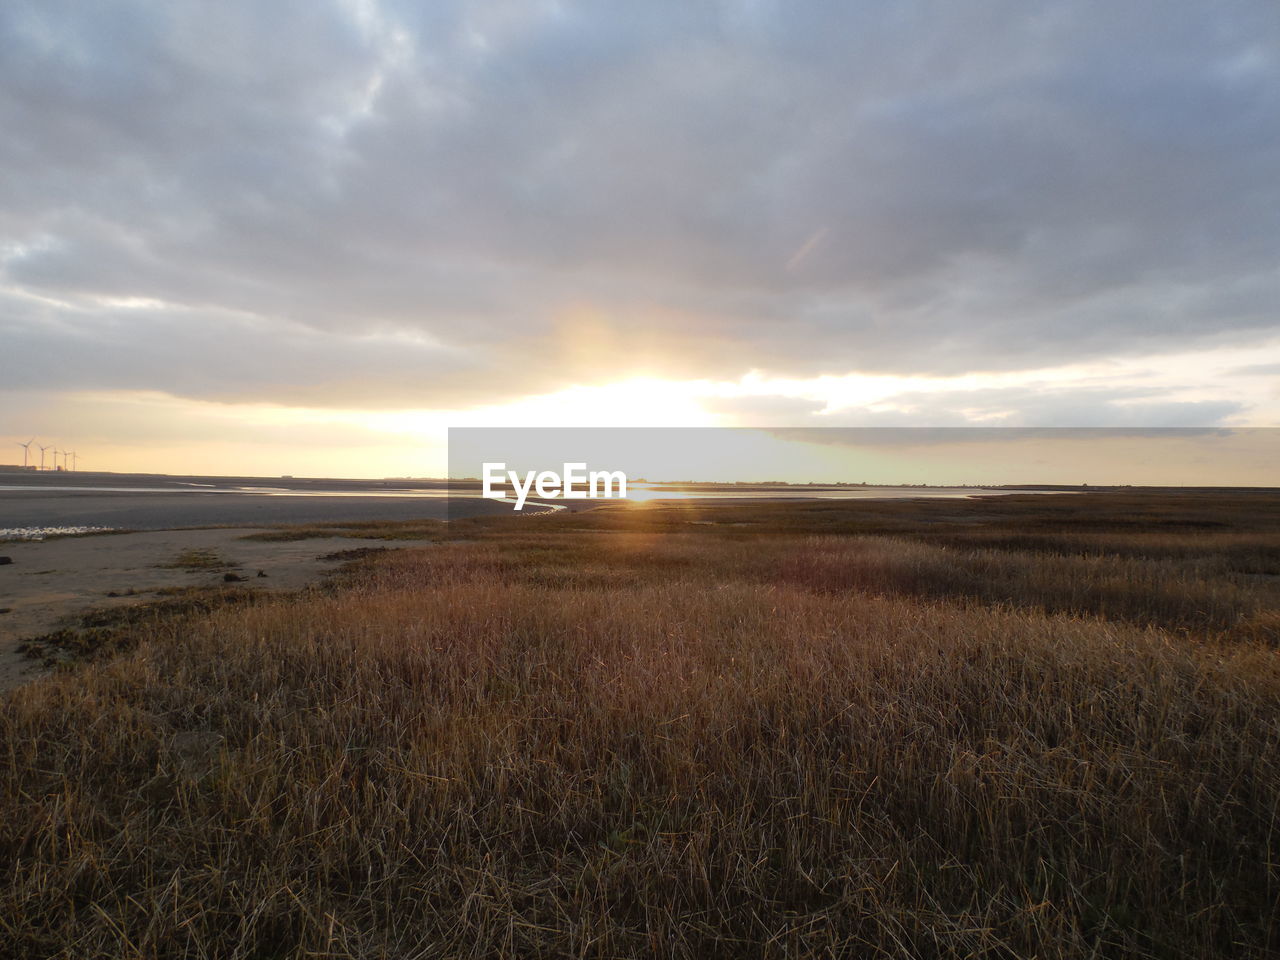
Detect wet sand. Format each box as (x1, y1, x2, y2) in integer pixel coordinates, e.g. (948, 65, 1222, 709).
(0, 489, 513, 532)
(0, 527, 437, 692)
(0, 472, 537, 532)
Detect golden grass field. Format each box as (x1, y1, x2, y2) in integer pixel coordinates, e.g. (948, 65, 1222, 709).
(2, 492, 1279, 958)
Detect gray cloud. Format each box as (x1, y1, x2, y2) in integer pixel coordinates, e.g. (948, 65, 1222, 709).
(1, 0, 1278, 409)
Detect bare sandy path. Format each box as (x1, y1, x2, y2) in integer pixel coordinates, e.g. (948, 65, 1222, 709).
(0, 528, 432, 692)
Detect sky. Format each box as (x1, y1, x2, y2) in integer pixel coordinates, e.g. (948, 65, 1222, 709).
(1, 0, 1277, 480)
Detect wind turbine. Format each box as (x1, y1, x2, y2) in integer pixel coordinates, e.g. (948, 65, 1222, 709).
(37, 443, 50, 471)
(17, 438, 34, 469)
(68, 451, 78, 472)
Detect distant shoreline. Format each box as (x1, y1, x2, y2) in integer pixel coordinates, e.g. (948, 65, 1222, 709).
(2, 470, 1277, 535)
(2, 468, 1276, 494)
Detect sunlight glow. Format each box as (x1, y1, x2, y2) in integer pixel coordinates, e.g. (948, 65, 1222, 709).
(23, 335, 1279, 479)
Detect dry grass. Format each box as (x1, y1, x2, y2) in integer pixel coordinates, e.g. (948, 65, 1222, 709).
(16, 587, 267, 668)
(2, 493, 1279, 958)
(164, 548, 239, 570)
(240, 520, 446, 543)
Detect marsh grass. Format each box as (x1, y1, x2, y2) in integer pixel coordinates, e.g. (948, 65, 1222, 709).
(241, 519, 446, 543)
(2, 493, 1279, 958)
(164, 548, 239, 570)
(16, 586, 266, 668)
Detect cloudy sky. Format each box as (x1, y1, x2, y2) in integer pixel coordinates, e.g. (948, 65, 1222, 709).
(1, 0, 1277, 477)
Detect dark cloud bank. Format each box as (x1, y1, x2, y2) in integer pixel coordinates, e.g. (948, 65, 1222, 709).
(1, 0, 1277, 413)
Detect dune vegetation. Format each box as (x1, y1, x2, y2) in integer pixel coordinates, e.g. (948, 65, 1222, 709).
(2, 493, 1278, 958)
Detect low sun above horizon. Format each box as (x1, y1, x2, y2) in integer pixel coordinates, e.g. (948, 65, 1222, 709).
(1, 1, 1277, 482)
